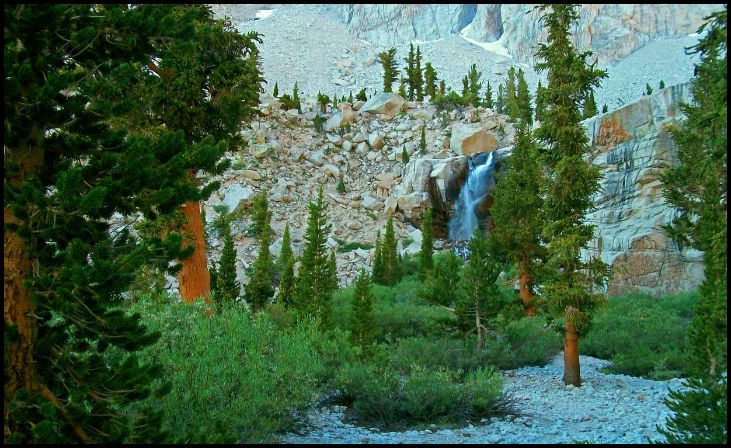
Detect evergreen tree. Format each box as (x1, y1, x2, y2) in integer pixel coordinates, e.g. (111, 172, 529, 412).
(378, 48, 398, 93)
(659, 79, 666, 89)
(245, 205, 274, 312)
(658, 8, 727, 444)
(466, 63, 483, 106)
(419, 207, 434, 275)
(506, 67, 518, 120)
(316, 91, 330, 113)
(583, 91, 598, 119)
(516, 68, 533, 125)
(490, 122, 546, 316)
(349, 268, 376, 351)
(420, 127, 427, 153)
(356, 88, 368, 102)
(337, 175, 346, 194)
(292, 82, 302, 113)
(275, 224, 293, 280)
(461, 75, 470, 99)
(535, 80, 546, 122)
(424, 62, 438, 97)
(3, 4, 264, 442)
(348, 91, 354, 103)
(645, 83, 653, 95)
(457, 228, 503, 349)
(420, 251, 462, 309)
(273, 81, 279, 97)
(294, 187, 333, 328)
(415, 46, 425, 101)
(372, 231, 385, 283)
(533, 4, 609, 386)
(313, 113, 324, 133)
(439, 79, 446, 96)
(496, 83, 506, 114)
(484, 81, 494, 109)
(601, 103, 608, 114)
(277, 256, 296, 308)
(406, 43, 416, 100)
(398, 75, 407, 98)
(402, 146, 410, 163)
(251, 190, 269, 236)
(380, 217, 402, 286)
(217, 220, 242, 303)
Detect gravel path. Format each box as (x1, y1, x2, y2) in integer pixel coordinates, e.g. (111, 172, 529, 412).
(282, 354, 683, 444)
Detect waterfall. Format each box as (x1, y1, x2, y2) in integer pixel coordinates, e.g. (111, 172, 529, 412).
(448, 152, 496, 241)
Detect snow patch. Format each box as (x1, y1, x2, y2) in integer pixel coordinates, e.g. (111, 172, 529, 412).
(458, 24, 512, 59)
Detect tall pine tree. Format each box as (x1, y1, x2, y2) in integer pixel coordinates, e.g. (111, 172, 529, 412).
(506, 66, 518, 120)
(349, 268, 376, 352)
(216, 219, 241, 303)
(535, 80, 546, 122)
(484, 80, 494, 109)
(415, 46, 424, 101)
(372, 231, 385, 283)
(424, 62, 438, 97)
(378, 48, 398, 93)
(275, 224, 293, 283)
(533, 4, 608, 386)
(658, 7, 727, 444)
(583, 91, 598, 119)
(516, 68, 533, 125)
(380, 217, 402, 286)
(245, 204, 274, 312)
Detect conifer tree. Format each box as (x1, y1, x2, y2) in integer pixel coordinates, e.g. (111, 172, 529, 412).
(402, 146, 410, 163)
(398, 75, 407, 98)
(356, 88, 368, 102)
(533, 3, 608, 386)
(4, 4, 263, 442)
(419, 207, 434, 276)
(217, 219, 242, 303)
(372, 231, 385, 283)
(348, 91, 354, 103)
(292, 82, 302, 113)
(645, 83, 653, 95)
(424, 62, 438, 97)
(535, 80, 546, 122)
(415, 46, 425, 101)
(461, 75, 470, 99)
(484, 81, 494, 109)
(378, 48, 398, 93)
(490, 122, 545, 316)
(601, 103, 608, 114)
(466, 63, 483, 106)
(294, 187, 333, 328)
(245, 205, 274, 312)
(457, 228, 503, 349)
(439, 79, 446, 96)
(659, 79, 666, 89)
(380, 217, 402, 286)
(275, 224, 293, 281)
(209, 261, 219, 294)
(251, 190, 270, 236)
(506, 67, 518, 120)
(277, 256, 296, 308)
(516, 68, 533, 125)
(583, 91, 598, 119)
(406, 43, 416, 100)
(273, 81, 279, 97)
(496, 83, 506, 114)
(349, 268, 376, 351)
(337, 175, 346, 194)
(313, 113, 324, 133)
(420, 127, 427, 153)
(658, 8, 727, 444)
(316, 91, 330, 113)
(420, 251, 462, 309)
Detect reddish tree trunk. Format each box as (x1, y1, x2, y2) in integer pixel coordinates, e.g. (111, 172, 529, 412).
(518, 263, 536, 316)
(563, 308, 581, 386)
(177, 179, 211, 302)
(4, 142, 43, 442)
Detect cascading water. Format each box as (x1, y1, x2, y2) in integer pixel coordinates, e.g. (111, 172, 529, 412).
(448, 152, 496, 241)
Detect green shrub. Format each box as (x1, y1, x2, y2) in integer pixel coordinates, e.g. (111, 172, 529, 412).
(432, 91, 468, 111)
(336, 241, 374, 253)
(388, 337, 491, 375)
(583, 291, 698, 379)
(503, 317, 562, 368)
(127, 299, 326, 443)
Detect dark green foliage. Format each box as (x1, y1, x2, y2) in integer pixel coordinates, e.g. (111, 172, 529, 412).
(292, 82, 302, 113)
(378, 217, 402, 286)
(378, 48, 398, 93)
(659, 79, 666, 89)
(659, 8, 727, 444)
(313, 113, 324, 133)
(506, 66, 518, 120)
(419, 207, 434, 276)
(645, 83, 653, 95)
(336, 240, 373, 253)
(316, 91, 330, 113)
(244, 201, 274, 312)
(419, 127, 427, 153)
(216, 220, 241, 303)
(337, 175, 346, 194)
(484, 80, 494, 108)
(250, 190, 269, 236)
(273, 81, 279, 97)
(3, 4, 263, 443)
(583, 91, 598, 119)
(424, 62, 438, 97)
(439, 79, 446, 96)
(356, 88, 368, 102)
(277, 256, 296, 308)
(516, 68, 533, 125)
(372, 231, 385, 284)
(405, 43, 416, 100)
(535, 80, 546, 122)
(432, 90, 469, 111)
(294, 187, 334, 329)
(402, 146, 410, 163)
(327, 249, 339, 293)
(420, 251, 463, 308)
(465, 63, 483, 106)
(533, 3, 609, 337)
(398, 75, 407, 98)
(349, 269, 376, 351)
(275, 224, 293, 280)
(415, 46, 424, 101)
(583, 292, 697, 379)
(496, 82, 506, 114)
(601, 103, 608, 114)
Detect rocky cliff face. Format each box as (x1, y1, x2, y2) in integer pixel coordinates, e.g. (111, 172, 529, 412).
(336, 4, 721, 66)
(583, 81, 704, 296)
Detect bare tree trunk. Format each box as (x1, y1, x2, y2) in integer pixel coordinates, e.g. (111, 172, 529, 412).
(518, 263, 536, 316)
(4, 141, 43, 442)
(475, 299, 484, 350)
(177, 175, 211, 303)
(563, 307, 581, 386)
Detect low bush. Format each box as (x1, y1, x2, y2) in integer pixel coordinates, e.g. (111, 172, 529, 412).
(432, 91, 468, 111)
(583, 291, 697, 379)
(336, 241, 374, 253)
(388, 337, 491, 375)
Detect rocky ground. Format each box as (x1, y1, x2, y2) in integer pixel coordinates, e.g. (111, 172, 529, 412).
(281, 354, 684, 444)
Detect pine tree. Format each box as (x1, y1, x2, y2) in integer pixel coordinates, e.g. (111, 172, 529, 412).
(348, 91, 354, 103)
(402, 146, 410, 163)
(337, 175, 346, 194)
(461, 75, 470, 99)
(533, 4, 609, 387)
(245, 205, 274, 312)
(217, 220, 242, 303)
(420, 251, 462, 309)
(380, 217, 402, 286)
(415, 46, 425, 101)
(313, 113, 324, 133)
(535, 80, 545, 122)
(273, 81, 279, 97)
(349, 268, 376, 351)
(293, 82, 302, 113)
(645, 83, 653, 95)
(506, 67, 518, 120)
(583, 91, 598, 119)
(439, 79, 446, 96)
(316, 91, 330, 113)
(372, 231, 385, 283)
(378, 48, 398, 93)
(356, 88, 368, 102)
(406, 43, 416, 100)
(659, 79, 666, 89)
(419, 207, 434, 276)
(496, 83, 506, 114)
(484, 81, 494, 109)
(398, 75, 407, 98)
(601, 103, 608, 114)
(275, 224, 293, 281)
(424, 62, 438, 97)
(420, 127, 427, 153)
(658, 8, 727, 444)
(251, 190, 269, 236)
(490, 122, 546, 316)
(294, 187, 333, 328)
(516, 68, 533, 125)
(277, 256, 296, 308)
(457, 228, 503, 349)
(3, 4, 264, 442)
(466, 63, 483, 106)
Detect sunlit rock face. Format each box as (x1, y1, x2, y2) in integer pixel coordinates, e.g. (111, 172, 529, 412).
(582, 81, 704, 296)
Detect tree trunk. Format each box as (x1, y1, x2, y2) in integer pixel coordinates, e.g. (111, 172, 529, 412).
(563, 308, 581, 386)
(475, 299, 484, 350)
(4, 141, 44, 442)
(177, 172, 211, 303)
(518, 263, 536, 316)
